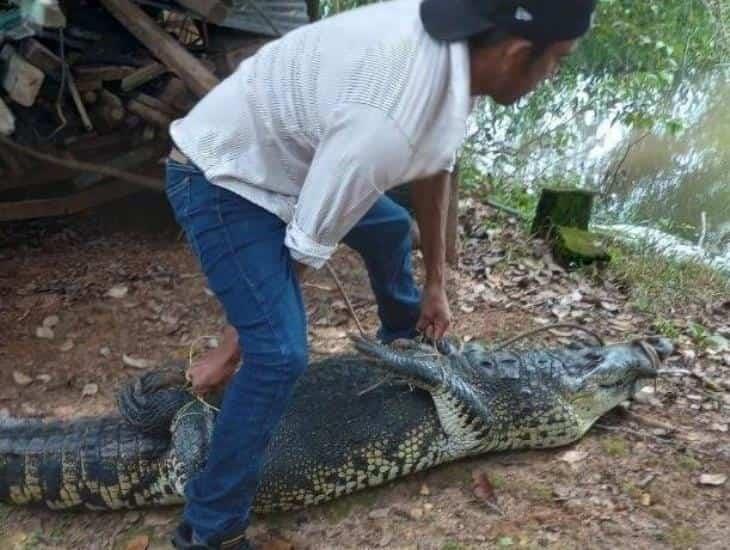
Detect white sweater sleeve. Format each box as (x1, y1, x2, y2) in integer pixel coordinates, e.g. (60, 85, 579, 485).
(285, 104, 414, 269)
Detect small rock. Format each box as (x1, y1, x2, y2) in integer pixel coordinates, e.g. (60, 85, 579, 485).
(107, 284, 129, 299)
(710, 423, 728, 433)
(100, 346, 112, 358)
(35, 326, 55, 339)
(698, 474, 727, 486)
(60, 340, 74, 352)
(419, 483, 431, 496)
(640, 493, 652, 506)
(423, 503, 434, 512)
(82, 383, 99, 397)
(559, 449, 588, 464)
(368, 508, 390, 520)
(36, 374, 52, 383)
(42, 315, 60, 328)
(408, 507, 424, 520)
(13, 371, 33, 386)
(125, 535, 149, 550)
(123, 354, 156, 369)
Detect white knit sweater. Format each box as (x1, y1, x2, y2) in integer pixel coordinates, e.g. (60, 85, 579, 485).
(170, 0, 472, 268)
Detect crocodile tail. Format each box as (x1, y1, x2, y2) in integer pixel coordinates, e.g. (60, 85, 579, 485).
(0, 415, 174, 510)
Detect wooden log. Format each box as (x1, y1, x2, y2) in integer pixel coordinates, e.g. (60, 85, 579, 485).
(0, 181, 143, 222)
(74, 65, 136, 82)
(531, 187, 597, 238)
(19, 38, 62, 77)
(75, 79, 103, 92)
(0, 97, 15, 136)
(127, 98, 172, 128)
(157, 77, 193, 113)
(120, 61, 167, 92)
(67, 74, 94, 132)
(134, 92, 177, 117)
(0, 45, 45, 107)
(99, 0, 219, 97)
(175, 0, 231, 24)
(91, 90, 126, 131)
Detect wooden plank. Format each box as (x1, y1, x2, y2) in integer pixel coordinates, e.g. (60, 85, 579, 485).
(0, 45, 45, 107)
(0, 96, 15, 135)
(99, 0, 219, 97)
(120, 61, 167, 92)
(73, 65, 136, 82)
(175, 0, 230, 24)
(0, 181, 141, 221)
(19, 38, 62, 77)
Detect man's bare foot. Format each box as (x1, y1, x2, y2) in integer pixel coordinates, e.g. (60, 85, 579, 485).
(186, 325, 241, 394)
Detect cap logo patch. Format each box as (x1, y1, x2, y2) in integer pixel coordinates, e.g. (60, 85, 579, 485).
(514, 6, 533, 22)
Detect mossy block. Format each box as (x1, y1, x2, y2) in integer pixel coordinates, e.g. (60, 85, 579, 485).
(531, 187, 597, 237)
(552, 226, 611, 267)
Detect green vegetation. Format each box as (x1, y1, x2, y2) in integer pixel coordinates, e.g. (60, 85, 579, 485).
(677, 453, 702, 471)
(666, 525, 701, 549)
(608, 244, 730, 314)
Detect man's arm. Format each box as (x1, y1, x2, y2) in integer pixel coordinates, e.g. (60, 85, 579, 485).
(410, 172, 452, 340)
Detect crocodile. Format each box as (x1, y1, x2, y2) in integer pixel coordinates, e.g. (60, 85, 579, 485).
(0, 336, 672, 512)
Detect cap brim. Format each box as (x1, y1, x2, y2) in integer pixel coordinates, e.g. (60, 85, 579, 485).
(420, 0, 495, 42)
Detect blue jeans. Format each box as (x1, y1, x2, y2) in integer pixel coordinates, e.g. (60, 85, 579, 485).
(165, 160, 420, 543)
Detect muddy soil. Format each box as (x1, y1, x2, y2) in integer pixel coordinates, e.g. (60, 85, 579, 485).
(1, 194, 728, 549)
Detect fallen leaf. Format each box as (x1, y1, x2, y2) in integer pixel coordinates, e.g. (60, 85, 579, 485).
(82, 383, 98, 397)
(13, 371, 33, 386)
(559, 449, 588, 464)
(698, 474, 727, 486)
(35, 326, 55, 340)
(472, 470, 502, 514)
(123, 354, 156, 369)
(107, 285, 129, 299)
(60, 340, 74, 352)
(125, 535, 149, 550)
(42, 315, 60, 328)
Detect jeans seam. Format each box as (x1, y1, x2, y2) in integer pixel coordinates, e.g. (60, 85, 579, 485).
(214, 185, 292, 359)
(166, 174, 191, 200)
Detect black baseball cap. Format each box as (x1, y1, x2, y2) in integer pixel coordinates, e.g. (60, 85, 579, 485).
(421, 0, 597, 44)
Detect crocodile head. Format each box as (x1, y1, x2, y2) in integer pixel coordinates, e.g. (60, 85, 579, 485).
(354, 336, 674, 455)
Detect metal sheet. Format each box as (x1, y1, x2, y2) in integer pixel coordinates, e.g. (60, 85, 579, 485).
(220, 0, 310, 37)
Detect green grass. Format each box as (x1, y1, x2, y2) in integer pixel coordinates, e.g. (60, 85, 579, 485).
(677, 453, 701, 471)
(606, 243, 730, 315)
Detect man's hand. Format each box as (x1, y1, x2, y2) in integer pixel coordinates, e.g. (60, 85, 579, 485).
(417, 283, 452, 340)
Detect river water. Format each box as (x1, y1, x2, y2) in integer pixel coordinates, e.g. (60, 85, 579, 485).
(473, 70, 730, 255)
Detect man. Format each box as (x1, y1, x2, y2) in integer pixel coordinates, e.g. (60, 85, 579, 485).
(166, 0, 596, 547)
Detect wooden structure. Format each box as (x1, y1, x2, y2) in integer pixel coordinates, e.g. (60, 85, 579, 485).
(0, 0, 313, 221)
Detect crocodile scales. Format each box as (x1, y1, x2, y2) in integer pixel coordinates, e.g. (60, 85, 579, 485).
(0, 337, 672, 511)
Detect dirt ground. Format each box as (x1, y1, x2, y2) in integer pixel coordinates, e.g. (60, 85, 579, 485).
(0, 193, 728, 550)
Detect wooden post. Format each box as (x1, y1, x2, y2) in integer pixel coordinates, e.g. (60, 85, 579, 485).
(99, 0, 219, 97)
(531, 188, 597, 238)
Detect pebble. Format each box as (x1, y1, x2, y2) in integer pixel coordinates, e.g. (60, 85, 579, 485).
(100, 346, 112, 358)
(12, 371, 33, 386)
(35, 326, 55, 340)
(42, 315, 60, 328)
(60, 340, 74, 352)
(419, 483, 431, 496)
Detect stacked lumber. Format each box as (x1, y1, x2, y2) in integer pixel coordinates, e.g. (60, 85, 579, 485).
(0, 0, 294, 221)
